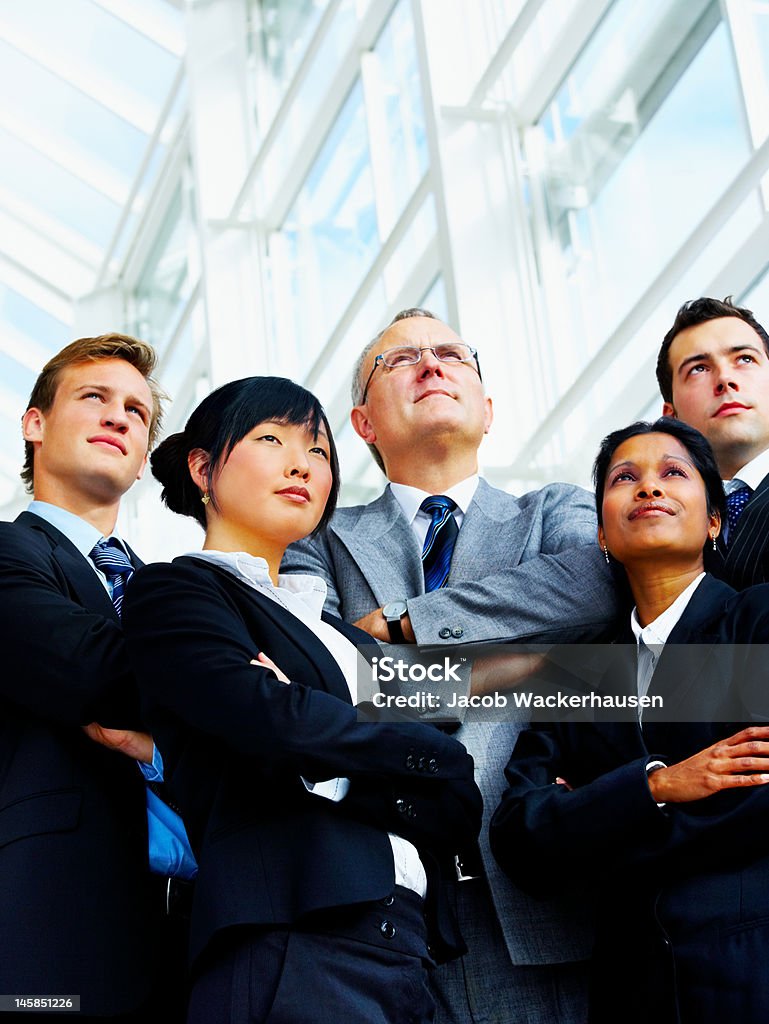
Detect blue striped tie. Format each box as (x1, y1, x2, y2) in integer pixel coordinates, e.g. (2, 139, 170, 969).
(421, 495, 458, 592)
(90, 538, 135, 617)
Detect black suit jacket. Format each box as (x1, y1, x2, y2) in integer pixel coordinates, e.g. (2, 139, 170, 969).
(0, 512, 156, 1016)
(122, 556, 482, 967)
(707, 470, 769, 587)
(490, 575, 769, 1024)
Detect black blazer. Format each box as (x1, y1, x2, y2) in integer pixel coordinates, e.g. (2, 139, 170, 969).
(707, 470, 769, 587)
(122, 555, 482, 967)
(490, 575, 769, 1024)
(0, 512, 156, 1016)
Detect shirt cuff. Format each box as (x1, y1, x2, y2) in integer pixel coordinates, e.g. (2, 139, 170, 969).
(301, 776, 350, 802)
(138, 744, 164, 782)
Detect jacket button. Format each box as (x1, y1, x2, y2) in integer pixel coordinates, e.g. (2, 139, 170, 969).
(451, 626, 464, 638)
(380, 920, 396, 939)
(396, 798, 406, 814)
(381, 894, 395, 906)
(405, 754, 415, 769)
(428, 758, 438, 773)
(417, 756, 426, 771)
(407, 803, 416, 818)
(439, 628, 451, 639)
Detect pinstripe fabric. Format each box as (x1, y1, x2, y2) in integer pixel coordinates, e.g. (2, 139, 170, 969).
(708, 475, 769, 589)
(420, 495, 458, 592)
(89, 538, 135, 617)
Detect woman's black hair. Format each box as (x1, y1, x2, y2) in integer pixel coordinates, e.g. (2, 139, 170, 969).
(151, 376, 340, 533)
(592, 417, 726, 528)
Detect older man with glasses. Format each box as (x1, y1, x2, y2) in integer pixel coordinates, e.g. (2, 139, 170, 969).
(283, 308, 616, 1024)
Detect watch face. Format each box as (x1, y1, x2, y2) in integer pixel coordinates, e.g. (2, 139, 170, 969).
(383, 600, 408, 620)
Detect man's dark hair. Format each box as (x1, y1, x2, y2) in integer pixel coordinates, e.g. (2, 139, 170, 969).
(592, 417, 726, 533)
(151, 376, 340, 531)
(656, 296, 769, 403)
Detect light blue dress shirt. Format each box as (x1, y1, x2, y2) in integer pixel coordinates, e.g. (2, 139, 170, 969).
(27, 501, 197, 880)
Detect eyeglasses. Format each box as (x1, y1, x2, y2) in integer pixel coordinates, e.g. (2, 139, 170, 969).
(360, 344, 481, 403)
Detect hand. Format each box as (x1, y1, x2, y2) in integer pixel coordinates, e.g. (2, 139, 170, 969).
(251, 651, 291, 684)
(353, 607, 415, 643)
(82, 724, 154, 764)
(647, 725, 769, 803)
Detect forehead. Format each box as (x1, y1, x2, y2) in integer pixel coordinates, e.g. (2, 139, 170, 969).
(55, 358, 152, 403)
(365, 317, 461, 369)
(669, 316, 763, 366)
(611, 432, 692, 465)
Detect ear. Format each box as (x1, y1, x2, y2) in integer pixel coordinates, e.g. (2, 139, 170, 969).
(597, 524, 606, 551)
(709, 508, 722, 540)
(22, 407, 45, 443)
(662, 401, 676, 418)
(351, 405, 376, 445)
(188, 448, 211, 492)
(483, 395, 493, 435)
(135, 453, 148, 482)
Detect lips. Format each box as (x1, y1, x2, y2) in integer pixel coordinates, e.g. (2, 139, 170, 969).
(415, 388, 453, 402)
(88, 434, 127, 455)
(713, 402, 749, 417)
(628, 502, 675, 520)
(276, 486, 310, 502)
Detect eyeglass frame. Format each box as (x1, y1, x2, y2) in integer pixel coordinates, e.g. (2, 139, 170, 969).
(360, 344, 482, 404)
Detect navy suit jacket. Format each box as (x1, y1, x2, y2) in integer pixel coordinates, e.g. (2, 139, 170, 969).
(707, 470, 769, 588)
(491, 575, 769, 1023)
(0, 512, 156, 1015)
(122, 556, 482, 968)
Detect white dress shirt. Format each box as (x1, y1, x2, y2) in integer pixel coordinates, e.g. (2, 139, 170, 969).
(722, 446, 769, 541)
(390, 475, 479, 551)
(629, 572, 706, 716)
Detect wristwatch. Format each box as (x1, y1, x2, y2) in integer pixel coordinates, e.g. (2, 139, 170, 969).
(382, 600, 409, 643)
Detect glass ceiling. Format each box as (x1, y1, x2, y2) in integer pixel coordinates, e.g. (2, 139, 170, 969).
(0, 0, 185, 505)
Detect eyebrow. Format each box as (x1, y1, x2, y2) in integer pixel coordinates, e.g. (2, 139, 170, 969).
(607, 453, 694, 475)
(677, 344, 763, 376)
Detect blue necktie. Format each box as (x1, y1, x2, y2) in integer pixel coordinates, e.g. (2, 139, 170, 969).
(726, 485, 751, 538)
(90, 538, 135, 617)
(421, 495, 458, 592)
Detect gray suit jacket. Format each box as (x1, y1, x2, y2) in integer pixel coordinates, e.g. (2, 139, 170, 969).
(284, 478, 615, 965)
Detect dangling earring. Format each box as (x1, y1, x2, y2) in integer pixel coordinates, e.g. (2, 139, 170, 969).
(201, 493, 210, 506)
(711, 534, 717, 551)
(603, 544, 610, 564)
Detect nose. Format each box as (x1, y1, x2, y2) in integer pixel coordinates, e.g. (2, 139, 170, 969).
(102, 402, 129, 433)
(713, 362, 738, 395)
(285, 451, 310, 479)
(417, 347, 444, 378)
(635, 477, 664, 500)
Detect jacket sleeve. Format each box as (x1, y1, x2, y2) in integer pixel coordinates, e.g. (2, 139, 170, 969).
(490, 720, 769, 897)
(0, 524, 138, 726)
(407, 484, 619, 645)
(123, 561, 481, 844)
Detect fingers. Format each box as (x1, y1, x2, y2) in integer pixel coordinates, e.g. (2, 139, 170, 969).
(722, 725, 769, 746)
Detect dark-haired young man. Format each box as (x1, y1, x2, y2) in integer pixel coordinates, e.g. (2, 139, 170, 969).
(0, 334, 193, 1020)
(657, 296, 769, 587)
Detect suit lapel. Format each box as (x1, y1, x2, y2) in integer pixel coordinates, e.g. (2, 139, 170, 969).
(447, 479, 524, 582)
(645, 575, 732, 721)
(722, 474, 769, 578)
(183, 557, 353, 704)
(16, 511, 121, 623)
(330, 488, 424, 604)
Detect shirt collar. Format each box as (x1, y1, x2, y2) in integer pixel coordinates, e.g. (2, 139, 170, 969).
(27, 500, 127, 559)
(389, 475, 479, 525)
(724, 446, 769, 493)
(188, 549, 329, 616)
(630, 572, 706, 648)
